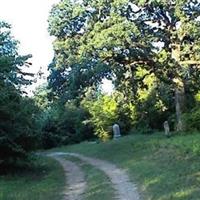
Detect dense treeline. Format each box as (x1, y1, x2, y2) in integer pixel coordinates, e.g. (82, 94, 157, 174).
(44, 0, 200, 142)
(1, 0, 200, 168)
(34, 86, 94, 149)
(0, 22, 40, 170)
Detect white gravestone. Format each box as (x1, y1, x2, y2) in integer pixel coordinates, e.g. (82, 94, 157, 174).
(113, 124, 121, 139)
(163, 121, 170, 137)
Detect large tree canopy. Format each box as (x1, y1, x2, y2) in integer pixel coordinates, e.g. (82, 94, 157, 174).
(48, 0, 200, 131)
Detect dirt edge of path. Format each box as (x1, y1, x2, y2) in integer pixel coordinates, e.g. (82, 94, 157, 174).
(49, 155, 87, 200)
(49, 152, 140, 200)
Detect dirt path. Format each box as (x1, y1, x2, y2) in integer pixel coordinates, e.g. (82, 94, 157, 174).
(49, 152, 140, 200)
(49, 155, 87, 200)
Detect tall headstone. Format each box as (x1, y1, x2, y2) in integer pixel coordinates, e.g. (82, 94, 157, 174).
(113, 123, 121, 139)
(163, 121, 170, 137)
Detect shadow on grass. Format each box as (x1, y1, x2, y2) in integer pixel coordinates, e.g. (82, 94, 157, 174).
(123, 136, 200, 200)
(0, 156, 65, 200)
(0, 156, 49, 179)
(54, 132, 200, 200)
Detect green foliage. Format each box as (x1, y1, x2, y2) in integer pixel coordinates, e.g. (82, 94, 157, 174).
(113, 91, 137, 133)
(36, 97, 94, 149)
(82, 94, 118, 140)
(183, 106, 200, 131)
(48, 0, 200, 134)
(0, 86, 39, 168)
(181, 91, 200, 131)
(0, 21, 38, 169)
(135, 82, 175, 131)
(82, 91, 139, 140)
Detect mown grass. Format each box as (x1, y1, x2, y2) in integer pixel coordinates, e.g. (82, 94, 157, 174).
(50, 132, 200, 200)
(0, 156, 65, 200)
(66, 156, 115, 200)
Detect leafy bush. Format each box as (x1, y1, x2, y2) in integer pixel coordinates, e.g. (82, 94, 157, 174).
(0, 88, 39, 168)
(183, 106, 200, 131)
(82, 94, 118, 141)
(40, 101, 94, 149)
(134, 83, 174, 132)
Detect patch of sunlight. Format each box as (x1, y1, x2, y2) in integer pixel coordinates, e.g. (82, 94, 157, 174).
(195, 91, 200, 102)
(157, 188, 198, 200)
(191, 171, 200, 182)
(144, 177, 161, 188)
(174, 188, 197, 198)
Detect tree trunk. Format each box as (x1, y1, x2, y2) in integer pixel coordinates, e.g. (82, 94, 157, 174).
(172, 43, 186, 131)
(175, 84, 185, 131)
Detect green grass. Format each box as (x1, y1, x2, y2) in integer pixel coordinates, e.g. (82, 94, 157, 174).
(66, 156, 115, 200)
(0, 156, 65, 200)
(50, 132, 200, 200)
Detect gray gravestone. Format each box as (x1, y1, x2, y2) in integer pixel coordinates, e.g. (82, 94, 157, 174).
(113, 123, 121, 139)
(163, 121, 170, 137)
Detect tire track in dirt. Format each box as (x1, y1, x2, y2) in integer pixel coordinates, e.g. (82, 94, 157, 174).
(49, 155, 87, 200)
(49, 152, 140, 200)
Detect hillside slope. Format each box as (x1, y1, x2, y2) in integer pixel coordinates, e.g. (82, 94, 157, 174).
(51, 133, 200, 200)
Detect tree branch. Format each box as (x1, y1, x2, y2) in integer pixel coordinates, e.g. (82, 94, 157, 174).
(180, 60, 200, 65)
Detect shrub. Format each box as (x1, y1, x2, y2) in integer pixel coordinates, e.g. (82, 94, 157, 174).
(0, 90, 39, 168)
(40, 102, 94, 149)
(82, 95, 118, 141)
(183, 106, 200, 131)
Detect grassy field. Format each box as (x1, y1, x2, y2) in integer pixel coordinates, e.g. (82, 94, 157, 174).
(1, 132, 200, 200)
(50, 132, 200, 200)
(0, 156, 65, 200)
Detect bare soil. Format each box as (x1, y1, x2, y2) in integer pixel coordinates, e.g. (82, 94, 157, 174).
(49, 155, 87, 200)
(49, 152, 140, 200)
